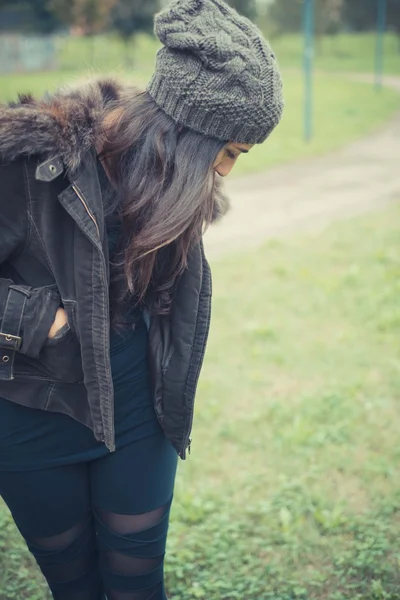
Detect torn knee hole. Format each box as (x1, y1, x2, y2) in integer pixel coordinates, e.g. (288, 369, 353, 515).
(30, 518, 90, 551)
(104, 551, 164, 576)
(96, 504, 169, 536)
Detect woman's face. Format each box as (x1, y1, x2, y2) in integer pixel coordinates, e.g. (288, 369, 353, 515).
(213, 142, 254, 177)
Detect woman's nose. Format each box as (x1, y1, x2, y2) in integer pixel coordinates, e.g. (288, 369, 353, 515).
(214, 163, 234, 178)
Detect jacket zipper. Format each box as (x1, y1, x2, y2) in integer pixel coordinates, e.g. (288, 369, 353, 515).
(181, 294, 212, 459)
(72, 184, 100, 239)
(71, 182, 115, 452)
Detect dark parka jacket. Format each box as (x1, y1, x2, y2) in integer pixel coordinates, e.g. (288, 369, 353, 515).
(0, 79, 229, 459)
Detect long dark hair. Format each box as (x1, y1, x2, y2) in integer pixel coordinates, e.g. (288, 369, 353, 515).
(100, 89, 226, 322)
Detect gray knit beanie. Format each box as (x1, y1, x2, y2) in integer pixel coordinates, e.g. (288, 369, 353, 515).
(147, 0, 284, 145)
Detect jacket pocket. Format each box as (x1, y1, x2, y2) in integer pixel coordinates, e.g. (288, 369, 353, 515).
(38, 323, 84, 384)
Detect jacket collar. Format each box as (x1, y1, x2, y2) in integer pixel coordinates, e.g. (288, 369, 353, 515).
(0, 79, 121, 173)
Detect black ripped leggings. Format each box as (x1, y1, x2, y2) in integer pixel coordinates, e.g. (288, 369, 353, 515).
(0, 433, 178, 600)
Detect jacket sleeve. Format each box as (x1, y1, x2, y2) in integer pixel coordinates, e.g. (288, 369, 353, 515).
(0, 160, 61, 379)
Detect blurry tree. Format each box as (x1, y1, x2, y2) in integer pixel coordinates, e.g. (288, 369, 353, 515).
(30, 0, 63, 33)
(268, 0, 302, 33)
(47, 0, 117, 34)
(73, 0, 117, 34)
(47, 0, 117, 63)
(342, 0, 376, 31)
(343, 0, 399, 35)
(0, 0, 61, 33)
(268, 0, 343, 35)
(268, 0, 400, 36)
(110, 0, 159, 65)
(324, 0, 344, 34)
(388, 0, 400, 38)
(226, 0, 258, 20)
(267, 0, 400, 54)
(46, 0, 74, 28)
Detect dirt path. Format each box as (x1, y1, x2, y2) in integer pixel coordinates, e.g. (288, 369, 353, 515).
(205, 75, 400, 259)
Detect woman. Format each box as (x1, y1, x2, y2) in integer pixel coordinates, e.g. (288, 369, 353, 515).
(0, 0, 283, 598)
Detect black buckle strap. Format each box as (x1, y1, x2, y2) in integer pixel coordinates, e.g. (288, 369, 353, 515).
(0, 285, 28, 380)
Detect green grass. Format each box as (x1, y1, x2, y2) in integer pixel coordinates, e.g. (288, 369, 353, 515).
(54, 31, 399, 76)
(58, 32, 158, 74)
(167, 203, 400, 599)
(4, 30, 398, 80)
(269, 32, 400, 75)
(2, 203, 400, 598)
(45, 31, 400, 77)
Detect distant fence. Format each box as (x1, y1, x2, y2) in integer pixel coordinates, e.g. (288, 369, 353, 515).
(0, 35, 58, 73)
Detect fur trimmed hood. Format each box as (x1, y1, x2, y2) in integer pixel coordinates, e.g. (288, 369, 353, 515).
(0, 78, 229, 222)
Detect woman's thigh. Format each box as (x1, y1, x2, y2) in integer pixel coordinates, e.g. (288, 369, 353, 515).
(90, 433, 178, 600)
(0, 464, 102, 600)
(0, 464, 91, 536)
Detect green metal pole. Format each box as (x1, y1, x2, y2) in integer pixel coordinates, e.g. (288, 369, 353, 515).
(303, 0, 315, 142)
(375, 0, 387, 91)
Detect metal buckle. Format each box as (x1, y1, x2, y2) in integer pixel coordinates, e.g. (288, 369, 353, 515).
(0, 332, 22, 351)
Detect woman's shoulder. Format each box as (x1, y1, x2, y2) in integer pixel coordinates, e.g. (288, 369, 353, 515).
(0, 78, 121, 173)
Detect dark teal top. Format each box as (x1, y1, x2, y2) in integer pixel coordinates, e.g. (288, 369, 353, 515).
(0, 191, 161, 471)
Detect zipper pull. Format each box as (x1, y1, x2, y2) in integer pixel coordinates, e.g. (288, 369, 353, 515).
(188, 439, 192, 455)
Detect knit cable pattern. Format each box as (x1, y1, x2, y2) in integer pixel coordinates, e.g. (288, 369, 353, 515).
(147, 0, 284, 144)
